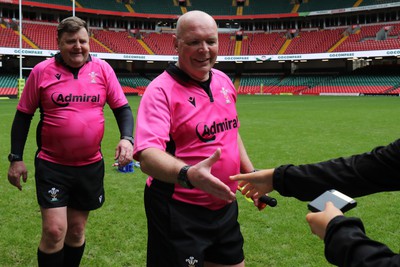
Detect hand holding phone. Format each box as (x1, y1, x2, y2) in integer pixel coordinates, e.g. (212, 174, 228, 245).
(308, 189, 357, 213)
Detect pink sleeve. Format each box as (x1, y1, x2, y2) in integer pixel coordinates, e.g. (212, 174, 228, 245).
(17, 65, 41, 114)
(102, 60, 128, 109)
(133, 85, 171, 160)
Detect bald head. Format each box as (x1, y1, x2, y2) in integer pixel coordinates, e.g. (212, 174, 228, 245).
(173, 10, 219, 82)
(176, 10, 217, 39)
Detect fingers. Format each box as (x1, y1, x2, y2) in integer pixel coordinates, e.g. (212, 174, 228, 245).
(22, 172, 28, 183)
(305, 202, 343, 240)
(230, 172, 252, 182)
(8, 163, 27, 191)
(115, 141, 134, 166)
(8, 175, 22, 191)
(206, 148, 221, 166)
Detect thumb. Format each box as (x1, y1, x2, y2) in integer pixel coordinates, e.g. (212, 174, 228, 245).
(325, 201, 335, 210)
(206, 148, 221, 166)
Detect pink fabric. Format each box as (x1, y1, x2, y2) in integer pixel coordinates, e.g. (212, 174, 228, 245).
(18, 56, 128, 166)
(134, 68, 240, 210)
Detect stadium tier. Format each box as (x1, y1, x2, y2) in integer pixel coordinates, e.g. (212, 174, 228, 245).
(1, 1, 400, 97)
(0, 74, 20, 97)
(3, 21, 400, 55)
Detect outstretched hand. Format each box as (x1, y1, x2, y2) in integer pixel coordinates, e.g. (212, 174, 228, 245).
(230, 169, 275, 200)
(189, 148, 236, 202)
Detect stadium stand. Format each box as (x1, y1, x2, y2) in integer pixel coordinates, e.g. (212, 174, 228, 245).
(188, 0, 237, 16)
(75, 0, 128, 12)
(0, 25, 31, 48)
(242, 0, 294, 15)
(2, 1, 400, 97)
(298, 0, 358, 12)
(334, 23, 400, 52)
(127, 0, 181, 14)
(91, 29, 149, 54)
(242, 32, 286, 55)
(141, 32, 175, 55)
(284, 28, 345, 54)
(22, 22, 58, 50)
(0, 74, 19, 97)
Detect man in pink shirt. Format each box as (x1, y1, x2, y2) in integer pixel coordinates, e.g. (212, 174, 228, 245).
(7, 17, 134, 267)
(134, 10, 255, 267)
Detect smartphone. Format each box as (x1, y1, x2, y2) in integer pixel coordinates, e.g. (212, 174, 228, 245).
(308, 189, 357, 213)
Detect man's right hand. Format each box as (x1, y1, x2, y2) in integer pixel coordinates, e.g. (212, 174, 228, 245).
(188, 148, 236, 202)
(8, 161, 28, 191)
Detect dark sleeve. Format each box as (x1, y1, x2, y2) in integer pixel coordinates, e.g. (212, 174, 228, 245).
(112, 104, 134, 138)
(10, 110, 34, 158)
(324, 216, 399, 266)
(273, 139, 400, 201)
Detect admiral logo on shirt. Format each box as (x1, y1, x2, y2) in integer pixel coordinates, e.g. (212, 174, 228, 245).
(188, 97, 196, 107)
(195, 116, 238, 142)
(51, 92, 100, 107)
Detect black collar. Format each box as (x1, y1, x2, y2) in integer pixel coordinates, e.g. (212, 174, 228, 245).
(55, 53, 92, 75)
(166, 63, 212, 92)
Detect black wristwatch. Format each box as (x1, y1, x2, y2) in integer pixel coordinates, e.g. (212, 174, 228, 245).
(177, 165, 194, 189)
(121, 136, 134, 145)
(8, 153, 22, 162)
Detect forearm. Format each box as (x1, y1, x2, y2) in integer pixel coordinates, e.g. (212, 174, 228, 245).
(10, 110, 33, 157)
(238, 134, 254, 174)
(273, 139, 400, 201)
(325, 216, 399, 266)
(138, 147, 185, 184)
(112, 104, 134, 138)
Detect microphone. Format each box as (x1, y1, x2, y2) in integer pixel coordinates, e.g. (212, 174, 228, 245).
(237, 186, 278, 208)
(259, 195, 277, 207)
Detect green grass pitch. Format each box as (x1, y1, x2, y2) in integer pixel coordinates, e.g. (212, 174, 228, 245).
(1, 95, 400, 266)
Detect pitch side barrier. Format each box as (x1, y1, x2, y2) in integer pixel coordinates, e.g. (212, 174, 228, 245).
(2, 47, 400, 62)
(360, 93, 400, 97)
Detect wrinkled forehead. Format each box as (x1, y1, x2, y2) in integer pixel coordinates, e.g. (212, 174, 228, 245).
(176, 12, 217, 38)
(58, 28, 89, 42)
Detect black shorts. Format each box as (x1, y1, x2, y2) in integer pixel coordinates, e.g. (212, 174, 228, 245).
(35, 158, 105, 210)
(144, 181, 244, 267)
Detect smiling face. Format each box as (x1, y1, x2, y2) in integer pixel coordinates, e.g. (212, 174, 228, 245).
(58, 27, 90, 68)
(174, 11, 218, 82)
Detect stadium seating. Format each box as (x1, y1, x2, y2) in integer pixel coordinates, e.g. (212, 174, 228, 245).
(334, 23, 400, 52)
(0, 26, 31, 48)
(218, 33, 235, 56)
(298, 0, 357, 12)
(243, 32, 286, 55)
(2, 3, 400, 97)
(242, 0, 294, 15)
(91, 29, 149, 54)
(141, 32, 175, 55)
(360, 0, 400, 6)
(0, 74, 20, 97)
(284, 29, 344, 54)
(188, 0, 237, 16)
(129, 0, 181, 14)
(28, 0, 71, 6)
(22, 22, 58, 50)
(76, 0, 128, 12)
(118, 74, 152, 96)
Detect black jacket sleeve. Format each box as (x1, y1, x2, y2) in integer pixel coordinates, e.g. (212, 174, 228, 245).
(273, 139, 400, 201)
(324, 216, 399, 267)
(10, 110, 34, 158)
(112, 104, 134, 138)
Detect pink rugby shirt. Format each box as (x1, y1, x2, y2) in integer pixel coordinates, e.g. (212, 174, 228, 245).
(17, 56, 128, 166)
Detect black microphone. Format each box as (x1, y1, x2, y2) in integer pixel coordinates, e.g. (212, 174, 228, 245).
(259, 195, 278, 207)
